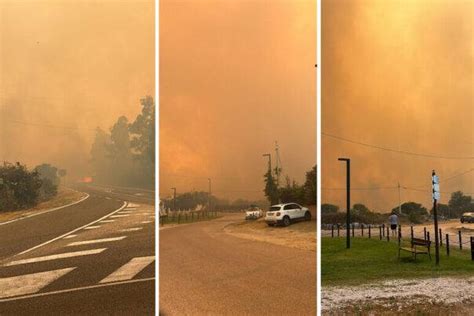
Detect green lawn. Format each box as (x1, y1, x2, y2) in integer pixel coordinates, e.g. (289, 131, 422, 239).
(322, 237, 474, 286)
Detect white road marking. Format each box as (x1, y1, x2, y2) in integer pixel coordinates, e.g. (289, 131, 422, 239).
(117, 211, 133, 214)
(110, 215, 130, 218)
(105, 197, 112, 200)
(0, 277, 155, 303)
(141, 221, 152, 224)
(67, 237, 126, 246)
(0, 268, 76, 299)
(0, 193, 90, 226)
(5, 248, 106, 266)
(126, 203, 140, 208)
(16, 202, 127, 256)
(120, 227, 143, 232)
(63, 235, 77, 239)
(99, 220, 115, 223)
(84, 226, 101, 230)
(100, 256, 155, 283)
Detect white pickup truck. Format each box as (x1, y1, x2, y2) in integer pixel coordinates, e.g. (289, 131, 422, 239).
(245, 206, 263, 220)
(265, 203, 311, 226)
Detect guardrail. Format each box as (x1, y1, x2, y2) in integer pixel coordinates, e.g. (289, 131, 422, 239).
(159, 210, 219, 226)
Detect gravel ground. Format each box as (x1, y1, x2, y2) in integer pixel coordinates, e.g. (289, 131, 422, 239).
(323, 276, 474, 314)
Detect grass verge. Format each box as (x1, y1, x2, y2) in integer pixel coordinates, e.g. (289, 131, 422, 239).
(0, 187, 86, 223)
(322, 237, 473, 286)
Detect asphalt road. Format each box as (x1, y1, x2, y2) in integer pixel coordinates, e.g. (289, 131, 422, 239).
(160, 214, 317, 315)
(0, 185, 155, 315)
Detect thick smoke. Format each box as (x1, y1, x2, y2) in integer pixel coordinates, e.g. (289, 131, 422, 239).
(160, 0, 316, 200)
(322, 0, 473, 211)
(0, 1, 154, 181)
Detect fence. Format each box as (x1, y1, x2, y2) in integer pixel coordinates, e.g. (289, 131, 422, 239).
(322, 223, 474, 261)
(159, 210, 219, 226)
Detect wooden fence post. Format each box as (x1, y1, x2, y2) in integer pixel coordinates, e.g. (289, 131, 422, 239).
(331, 225, 334, 238)
(368, 225, 371, 238)
(337, 224, 340, 237)
(361, 224, 364, 237)
(427, 231, 430, 242)
(410, 226, 414, 240)
(386, 226, 390, 242)
(352, 224, 355, 237)
(382, 224, 385, 237)
(424, 227, 427, 240)
(439, 228, 442, 246)
(379, 226, 382, 240)
(459, 231, 462, 250)
(446, 234, 450, 256)
(471, 237, 473, 261)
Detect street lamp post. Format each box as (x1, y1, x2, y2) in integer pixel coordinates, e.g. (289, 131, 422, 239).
(338, 158, 351, 249)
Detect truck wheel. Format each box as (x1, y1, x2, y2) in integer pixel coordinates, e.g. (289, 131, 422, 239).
(282, 216, 291, 227)
(304, 211, 311, 221)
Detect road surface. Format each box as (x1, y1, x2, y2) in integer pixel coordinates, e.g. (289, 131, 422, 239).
(160, 214, 316, 315)
(0, 184, 155, 315)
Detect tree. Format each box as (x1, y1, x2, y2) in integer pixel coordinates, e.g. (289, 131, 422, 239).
(430, 203, 450, 218)
(264, 169, 279, 205)
(90, 128, 112, 183)
(448, 191, 473, 218)
(392, 202, 428, 224)
(0, 162, 42, 211)
(352, 203, 370, 217)
(321, 203, 339, 214)
(279, 178, 305, 204)
(34, 164, 60, 200)
(108, 116, 133, 185)
(304, 165, 317, 205)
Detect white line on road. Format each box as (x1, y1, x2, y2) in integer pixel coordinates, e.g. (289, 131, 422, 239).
(117, 211, 133, 214)
(0, 277, 155, 303)
(110, 215, 130, 218)
(67, 237, 126, 246)
(0, 268, 76, 299)
(15, 202, 127, 256)
(83, 226, 101, 230)
(120, 227, 143, 232)
(5, 249, 106, 266)
(141, 221, 152, 224)
(99, 220, 115, 223)
(100, 256, 155, 283)
(63, 235, 77, 239)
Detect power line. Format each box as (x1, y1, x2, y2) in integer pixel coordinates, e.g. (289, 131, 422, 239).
(3, 118, 97, 132)
(322, 132, 474, 160)
(322, 186, 397, 191)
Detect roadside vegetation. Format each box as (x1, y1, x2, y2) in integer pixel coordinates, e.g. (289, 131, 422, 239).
(90, 96, 155, 189)
(0, 162, 66, 212)
(322, 237, 473, 286)
(322, 191, 473, 225)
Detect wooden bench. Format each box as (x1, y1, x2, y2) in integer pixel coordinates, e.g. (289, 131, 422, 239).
(399, 238, 431, 261)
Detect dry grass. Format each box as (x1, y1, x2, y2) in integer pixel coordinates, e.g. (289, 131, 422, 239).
(224, 217, 316, 252)
(0, 187, 86, 223)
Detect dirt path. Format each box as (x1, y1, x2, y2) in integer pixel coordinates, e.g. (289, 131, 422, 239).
(224, 215, 316, 251)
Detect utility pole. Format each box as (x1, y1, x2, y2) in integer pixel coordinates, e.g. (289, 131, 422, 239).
(274, 141, 282, 187)
(171, 187, 176, 211)
(338, 158, 351, 249)
(208, 178, 211, 213)
(432, 170, 440, 265)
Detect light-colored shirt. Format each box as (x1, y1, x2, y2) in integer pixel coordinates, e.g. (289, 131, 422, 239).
(389, 214, 398, 225)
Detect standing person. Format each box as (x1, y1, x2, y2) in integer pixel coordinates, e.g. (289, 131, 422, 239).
(388, 212, 399, 237)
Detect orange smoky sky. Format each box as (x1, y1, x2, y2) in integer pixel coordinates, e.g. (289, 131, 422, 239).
(160, 0, 316, 201)
(322, 0, 473, 212)
(0, 0, 154, 179)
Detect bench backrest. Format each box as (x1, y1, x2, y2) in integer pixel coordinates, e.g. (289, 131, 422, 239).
(412, 238, 430, 247)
